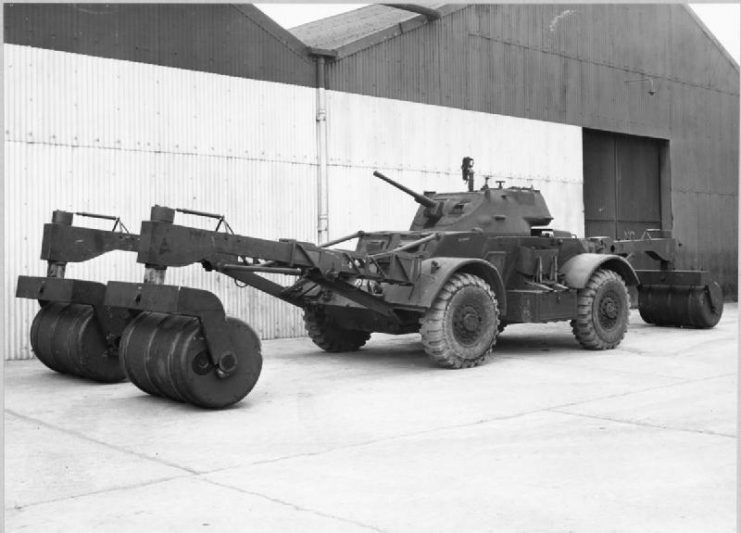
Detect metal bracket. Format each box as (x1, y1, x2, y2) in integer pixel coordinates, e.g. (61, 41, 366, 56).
(175, 207, 235, 234)
(16, 276, 130, 345)
(75, 211, 130, 233)
(104, 281, 240, 377)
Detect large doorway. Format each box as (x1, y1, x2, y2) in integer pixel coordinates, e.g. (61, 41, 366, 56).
(583, 129, 666, 242)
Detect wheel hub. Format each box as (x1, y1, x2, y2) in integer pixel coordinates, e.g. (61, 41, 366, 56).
(462, 312, 479, 331)
(453, 304, 483, 344)
(601, 298, 617, 319)
(598, 291, 619, 328)
(192, 351, 212, 375)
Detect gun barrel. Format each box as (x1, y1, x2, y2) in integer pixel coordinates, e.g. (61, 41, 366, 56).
(372, 171, 437, 209)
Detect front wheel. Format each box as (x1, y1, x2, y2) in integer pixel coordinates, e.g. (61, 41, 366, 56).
(420, 273, 499, 369)
(571, 269, 630, 350)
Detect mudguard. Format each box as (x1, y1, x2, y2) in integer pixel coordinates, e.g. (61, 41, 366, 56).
(384, 257, 506, 315)
(560, 253, 639, 289)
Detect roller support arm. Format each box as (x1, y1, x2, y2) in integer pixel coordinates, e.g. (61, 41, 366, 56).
(137, 217, 421, 285)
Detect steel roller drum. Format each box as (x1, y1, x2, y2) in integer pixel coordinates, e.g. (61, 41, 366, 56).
(68, 305, 126, 382)
(145, 314, 189, 402)
(30, 303, 72, 374)
(32, 303, 86, 376)
(119, 312, 170, 397)
(638, 281, 723, 329)
(30, 303, 126, 381)
(120, 312, 262, 409)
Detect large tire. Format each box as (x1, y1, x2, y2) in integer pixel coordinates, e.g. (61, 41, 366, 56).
(420, 273, 499, 369)
(303, 307, 371, 352)
(572, 269, 630, 350)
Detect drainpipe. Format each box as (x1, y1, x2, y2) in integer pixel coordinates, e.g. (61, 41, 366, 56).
(309, 48, 337, 244)
(316, 56, 329, 244)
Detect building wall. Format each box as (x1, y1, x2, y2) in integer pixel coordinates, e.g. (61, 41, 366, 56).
(4, 5, 738, 360)
(6, 4, 736, 293)
(5, 44, 582, 360)
(4, 44, 318, 360)
(325, 90, 583, 240)
(325, 4, 740, 294)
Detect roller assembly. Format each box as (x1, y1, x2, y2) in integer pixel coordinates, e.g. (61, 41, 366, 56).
(17, 210, 138, 382)
(17, 162, 725, 409)
(637, 272, 723, 328)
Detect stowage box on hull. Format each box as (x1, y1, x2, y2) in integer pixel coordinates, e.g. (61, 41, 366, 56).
(504, 290, 578, 323)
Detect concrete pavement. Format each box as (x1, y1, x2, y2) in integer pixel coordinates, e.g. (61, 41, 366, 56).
(5, 306, 737, 532)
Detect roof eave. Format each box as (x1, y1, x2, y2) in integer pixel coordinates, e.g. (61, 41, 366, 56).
(330, 4, 466, 60)
(234, 4, 314, 64)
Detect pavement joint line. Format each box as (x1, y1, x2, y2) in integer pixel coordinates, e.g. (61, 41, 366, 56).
(198, 371, 740, 474)
(496, 353, 693, 381)
(5, 409, 200, 475)
(6, 473, 194, 512)
(549, 409, 737, 439)
(643, 335, 739, 358)
(199, 478, 387, 533)
(6, 366, 736, 510)
(540, 371, 738, 413)
(7, 369, 736, 483)
(497, 338, 737, 381)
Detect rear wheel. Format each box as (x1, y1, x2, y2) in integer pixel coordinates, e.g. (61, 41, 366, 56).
(420, 273, 499, 369)
(572, 269, 629, 350)
(303, 307, 371, 352)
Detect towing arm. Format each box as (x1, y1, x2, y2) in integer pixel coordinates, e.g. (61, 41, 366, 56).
(135, 207, 420, 286)
(104, 206, 427, 377)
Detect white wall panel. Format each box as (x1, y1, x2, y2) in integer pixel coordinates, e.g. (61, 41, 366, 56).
(5, 44, 586, 362)
(6, 45, 316, 162)
(5, 44, 317, 360)
(326, 91, 584, 240)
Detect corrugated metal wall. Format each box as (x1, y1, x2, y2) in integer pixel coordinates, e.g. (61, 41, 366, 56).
(325, 4, 740, 295)
(6, 4, 738, 360)
(5, 44, 317, 360)
(325, 90, 583, 240)
(5, 42, 584, 361)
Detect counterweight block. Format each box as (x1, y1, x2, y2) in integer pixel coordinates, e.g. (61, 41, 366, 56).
(119, 312, 262, 409)
(638, 281, 723, 329)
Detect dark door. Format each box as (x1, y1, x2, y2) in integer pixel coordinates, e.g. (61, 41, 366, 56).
(583, 129, 663, 241)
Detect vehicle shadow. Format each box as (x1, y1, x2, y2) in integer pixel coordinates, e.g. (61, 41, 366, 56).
(302, 325, 585, 369)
